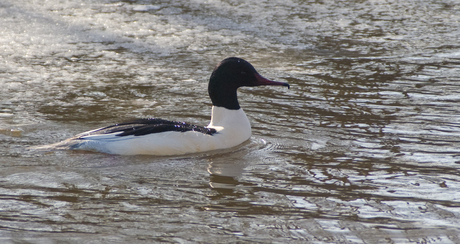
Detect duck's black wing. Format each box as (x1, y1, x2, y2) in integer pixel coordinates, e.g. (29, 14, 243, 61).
(80, 118, 217, 137)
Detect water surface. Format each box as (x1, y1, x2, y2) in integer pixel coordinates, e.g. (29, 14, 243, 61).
(1, 0, 460, 242)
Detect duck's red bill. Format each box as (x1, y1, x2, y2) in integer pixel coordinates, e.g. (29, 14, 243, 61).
(254, 73, 290, 89)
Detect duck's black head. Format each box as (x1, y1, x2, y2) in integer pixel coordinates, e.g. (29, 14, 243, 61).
(208, 57, 289, 110)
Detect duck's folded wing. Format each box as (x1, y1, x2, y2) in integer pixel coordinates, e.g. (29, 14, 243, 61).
(76, 118, 217, 140)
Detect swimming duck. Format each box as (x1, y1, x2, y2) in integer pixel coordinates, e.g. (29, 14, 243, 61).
(53, 57, 289, 155)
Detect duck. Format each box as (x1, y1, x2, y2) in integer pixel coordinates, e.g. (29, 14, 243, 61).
(51, 57, 289, 155)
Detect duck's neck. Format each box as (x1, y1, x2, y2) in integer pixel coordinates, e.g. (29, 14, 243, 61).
(208, 77, 240, 110)
(208, 106, 251, 131)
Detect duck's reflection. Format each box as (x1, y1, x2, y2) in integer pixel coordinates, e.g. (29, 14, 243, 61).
(207, 161, 245, 190)
(206, 139, 267, 195)
(206, 146, 249, 191)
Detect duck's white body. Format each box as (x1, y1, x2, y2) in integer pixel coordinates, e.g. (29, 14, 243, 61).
(65, 106, 251, 155)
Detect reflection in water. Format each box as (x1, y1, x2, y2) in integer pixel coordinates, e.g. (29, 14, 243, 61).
(207, 145, 250, 189)
(208, 162, 244, 190)
(1, 0, 460, 242)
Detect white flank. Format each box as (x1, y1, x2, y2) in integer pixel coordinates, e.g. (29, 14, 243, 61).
(59, 106, 252, 155)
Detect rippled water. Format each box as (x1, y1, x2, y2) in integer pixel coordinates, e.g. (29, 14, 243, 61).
(1, 0, 460, 242)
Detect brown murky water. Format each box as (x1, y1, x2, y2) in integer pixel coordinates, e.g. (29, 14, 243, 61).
(1, 0, 460, 242)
